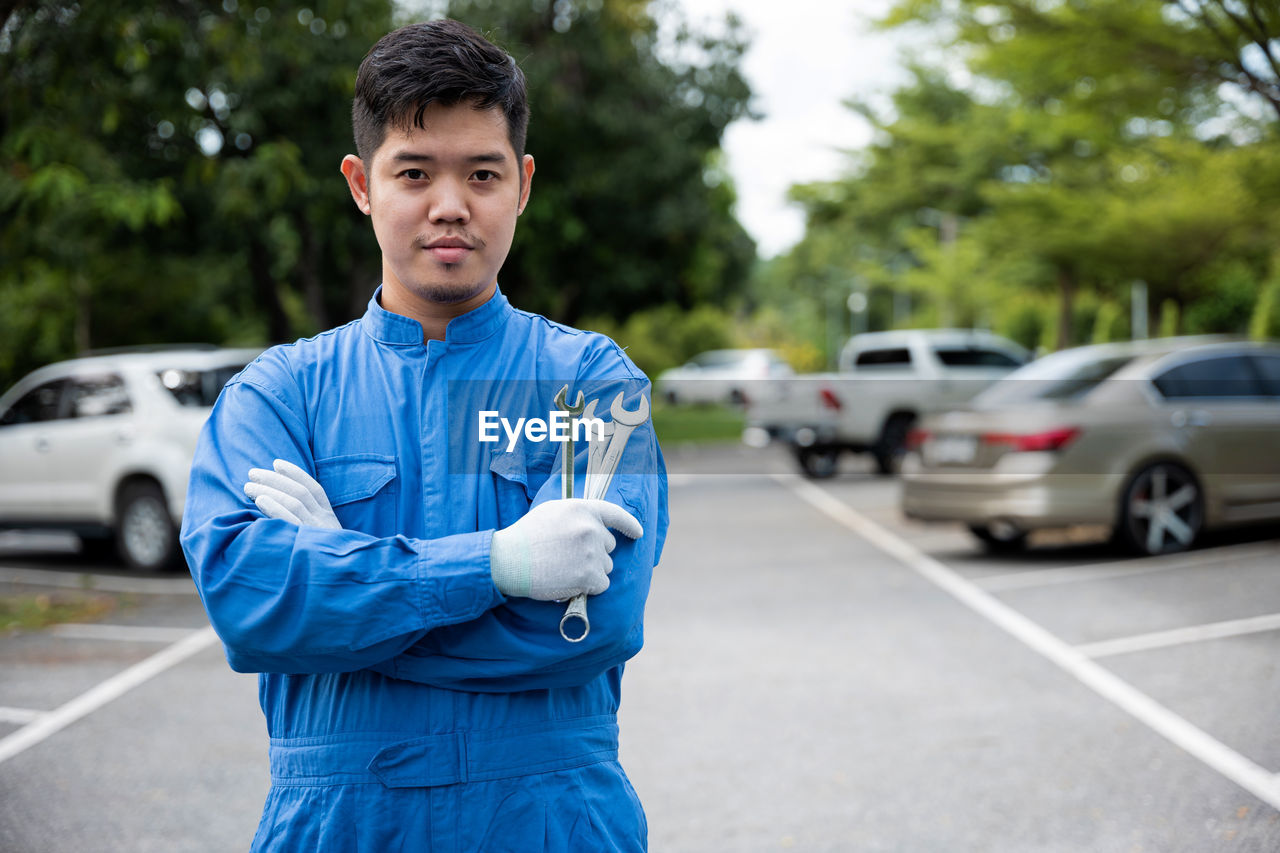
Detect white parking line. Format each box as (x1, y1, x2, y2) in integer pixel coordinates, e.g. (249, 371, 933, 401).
(0, 566, 196, 595)
(0, 626, 218, 766)
(777, 474, 1280, 812)
(0, 707, 45, 725)
(976, 541, 1280, 592)
(50, 623, 199, 643)
(1076, 613, 1280, 659)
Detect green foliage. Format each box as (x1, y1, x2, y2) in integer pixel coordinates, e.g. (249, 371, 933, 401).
(1183, 259, 1259, 335)
(766, 0, 1280, 355)
(440, 0, 756, 322)
(1251, 255, 1280, 340)
(0, 0, 755, 390)
(583, 303, 733, 378)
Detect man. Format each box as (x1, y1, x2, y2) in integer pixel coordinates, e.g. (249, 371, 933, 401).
(180, 19, 668, 852)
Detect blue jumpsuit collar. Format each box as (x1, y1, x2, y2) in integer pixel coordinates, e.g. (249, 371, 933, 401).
(361, 285, 513, 345)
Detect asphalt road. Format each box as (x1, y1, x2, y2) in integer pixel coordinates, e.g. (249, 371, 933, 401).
(2, 443, 1278, 851)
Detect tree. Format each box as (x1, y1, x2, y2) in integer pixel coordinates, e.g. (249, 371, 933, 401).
(1, 0, 395, 390)
(442, 0, 757, 322)
(1, 0, 757, 389)
(767, 0, 1279, 354)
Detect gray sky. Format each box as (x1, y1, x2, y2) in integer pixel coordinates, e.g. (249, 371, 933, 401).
(674, 0, 907, 258)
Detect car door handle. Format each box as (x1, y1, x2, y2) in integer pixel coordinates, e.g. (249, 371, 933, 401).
(1171, 410, 1212, 428)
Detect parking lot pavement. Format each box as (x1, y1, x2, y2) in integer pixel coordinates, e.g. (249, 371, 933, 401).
(2, 445, 1278, 851)
(0, 550, 267, 852)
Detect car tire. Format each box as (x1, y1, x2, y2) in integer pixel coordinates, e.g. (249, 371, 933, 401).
(116, 480, 181, 572)
(873, 413, 916, 476)
(1116, 461, 1203, 556)
(968, 523, 1028, 553)
(795, 446, 840, 479)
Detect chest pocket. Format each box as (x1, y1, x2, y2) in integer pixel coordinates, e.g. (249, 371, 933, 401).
(314, 453, 398, 532)
(487, 444, 557, 530)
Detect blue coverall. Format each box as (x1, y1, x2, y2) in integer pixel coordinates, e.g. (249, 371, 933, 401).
(180, 288, 669, 852)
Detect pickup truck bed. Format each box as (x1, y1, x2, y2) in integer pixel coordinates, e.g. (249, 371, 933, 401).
(745, 330, 1031, 477)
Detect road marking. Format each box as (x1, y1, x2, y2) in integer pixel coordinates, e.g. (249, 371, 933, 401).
(1077, 613, 1280, 659)
(976, 542, 1280, 592)
(0, 707, 45, 725)
(0, 626, 219, 766)
(777, 474, 1280, 812)
(50, 623, 199, 643)
(0, 566, 196, 595)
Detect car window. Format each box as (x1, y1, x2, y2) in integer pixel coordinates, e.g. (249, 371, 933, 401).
(0, 379, 69, 426)
(933, 347, 1024, 368)
(1249, 354, 1280, 396)
(67, 374, 132, 418)
(854, 348, 912, 368)
(692, 351, 745, 369)
(159, 364, 248, 408)
(1152, 355, 1265, 399)
(975, 353, 1134, 406)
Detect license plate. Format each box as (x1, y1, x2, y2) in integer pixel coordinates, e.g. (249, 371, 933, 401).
(925, 435, 977, 466)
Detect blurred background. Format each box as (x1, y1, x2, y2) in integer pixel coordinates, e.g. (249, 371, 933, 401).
(4, 0, 1277, 393)
(4, 4, 1280, 849)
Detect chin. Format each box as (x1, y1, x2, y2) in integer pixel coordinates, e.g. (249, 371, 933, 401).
(417, 281, 490, 305)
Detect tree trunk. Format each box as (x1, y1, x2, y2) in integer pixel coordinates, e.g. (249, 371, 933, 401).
(1056, 268, 1075, 350)
(297, 216, 328, 332)
(249, 237, 289, 343)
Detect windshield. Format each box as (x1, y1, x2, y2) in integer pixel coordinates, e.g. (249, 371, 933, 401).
(973, 350, 1135, 407)
(158, 364, 248, 408)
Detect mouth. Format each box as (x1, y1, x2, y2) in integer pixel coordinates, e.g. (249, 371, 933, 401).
(422, 236, 475, 265)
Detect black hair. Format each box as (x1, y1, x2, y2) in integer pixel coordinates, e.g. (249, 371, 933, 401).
(352, 19, 529, 166)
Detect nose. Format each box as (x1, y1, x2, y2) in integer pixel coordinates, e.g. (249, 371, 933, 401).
(428, 177, 469, 225)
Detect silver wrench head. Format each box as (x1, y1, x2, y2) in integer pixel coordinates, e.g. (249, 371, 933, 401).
(609, 391, 650, 426)
(554, 384, 585, 415)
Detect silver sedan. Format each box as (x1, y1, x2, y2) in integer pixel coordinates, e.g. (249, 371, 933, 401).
(900, 338, 1280, 555)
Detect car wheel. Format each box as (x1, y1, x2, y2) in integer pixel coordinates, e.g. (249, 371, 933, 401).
(968, 523, 1028, 554)
(873, 413, 916, 476)
(796, 446, 840, 479)
(1116, 461, 1203, 556)
(116, 481, 180, 572)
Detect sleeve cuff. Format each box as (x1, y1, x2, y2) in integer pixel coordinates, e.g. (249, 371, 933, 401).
(414, 529, 506, 628)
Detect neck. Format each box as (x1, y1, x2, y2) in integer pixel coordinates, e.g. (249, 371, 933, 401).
(379, 280, 497, 342)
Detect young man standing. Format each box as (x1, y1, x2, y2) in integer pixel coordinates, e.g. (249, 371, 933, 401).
(181, 19, 668, 851)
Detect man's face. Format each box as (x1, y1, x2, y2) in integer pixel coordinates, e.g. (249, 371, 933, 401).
(342, 102, 534, 312)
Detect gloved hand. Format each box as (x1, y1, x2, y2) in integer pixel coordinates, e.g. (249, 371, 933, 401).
(244, 459, 341, 530)
(490, 498, 643, 601)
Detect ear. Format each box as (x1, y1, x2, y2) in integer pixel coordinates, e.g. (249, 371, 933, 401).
(341, 154, 372, 215)
(517, 154, 535, 215)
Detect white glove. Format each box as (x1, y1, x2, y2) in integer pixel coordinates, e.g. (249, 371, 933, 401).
(244, 459, 341, 530)
(490, 499, 643, 601)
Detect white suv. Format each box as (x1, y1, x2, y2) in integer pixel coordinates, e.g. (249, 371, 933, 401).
(0, 346, 261, 571)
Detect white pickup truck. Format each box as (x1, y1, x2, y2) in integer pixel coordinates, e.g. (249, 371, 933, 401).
(745, 329, 1031, 477)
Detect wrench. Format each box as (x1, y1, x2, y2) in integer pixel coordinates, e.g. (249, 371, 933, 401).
(560, 391, 650, 642)
(584, 392, 650, 501)
(553, 385, 591, 642)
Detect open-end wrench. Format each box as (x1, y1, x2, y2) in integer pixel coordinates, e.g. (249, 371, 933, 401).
(559, 391, 650, 642)
(553, 385, 591, 642)
(584, 392, 650, 501)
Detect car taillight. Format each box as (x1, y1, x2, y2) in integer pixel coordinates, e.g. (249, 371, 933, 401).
(819, 388, 843, 412)
(906, 428, 930, 450)
(981, 427, 1080, 452)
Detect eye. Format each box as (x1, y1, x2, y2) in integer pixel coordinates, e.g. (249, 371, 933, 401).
(472, 170, 498, 182)
(400, 168, 427, 180)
